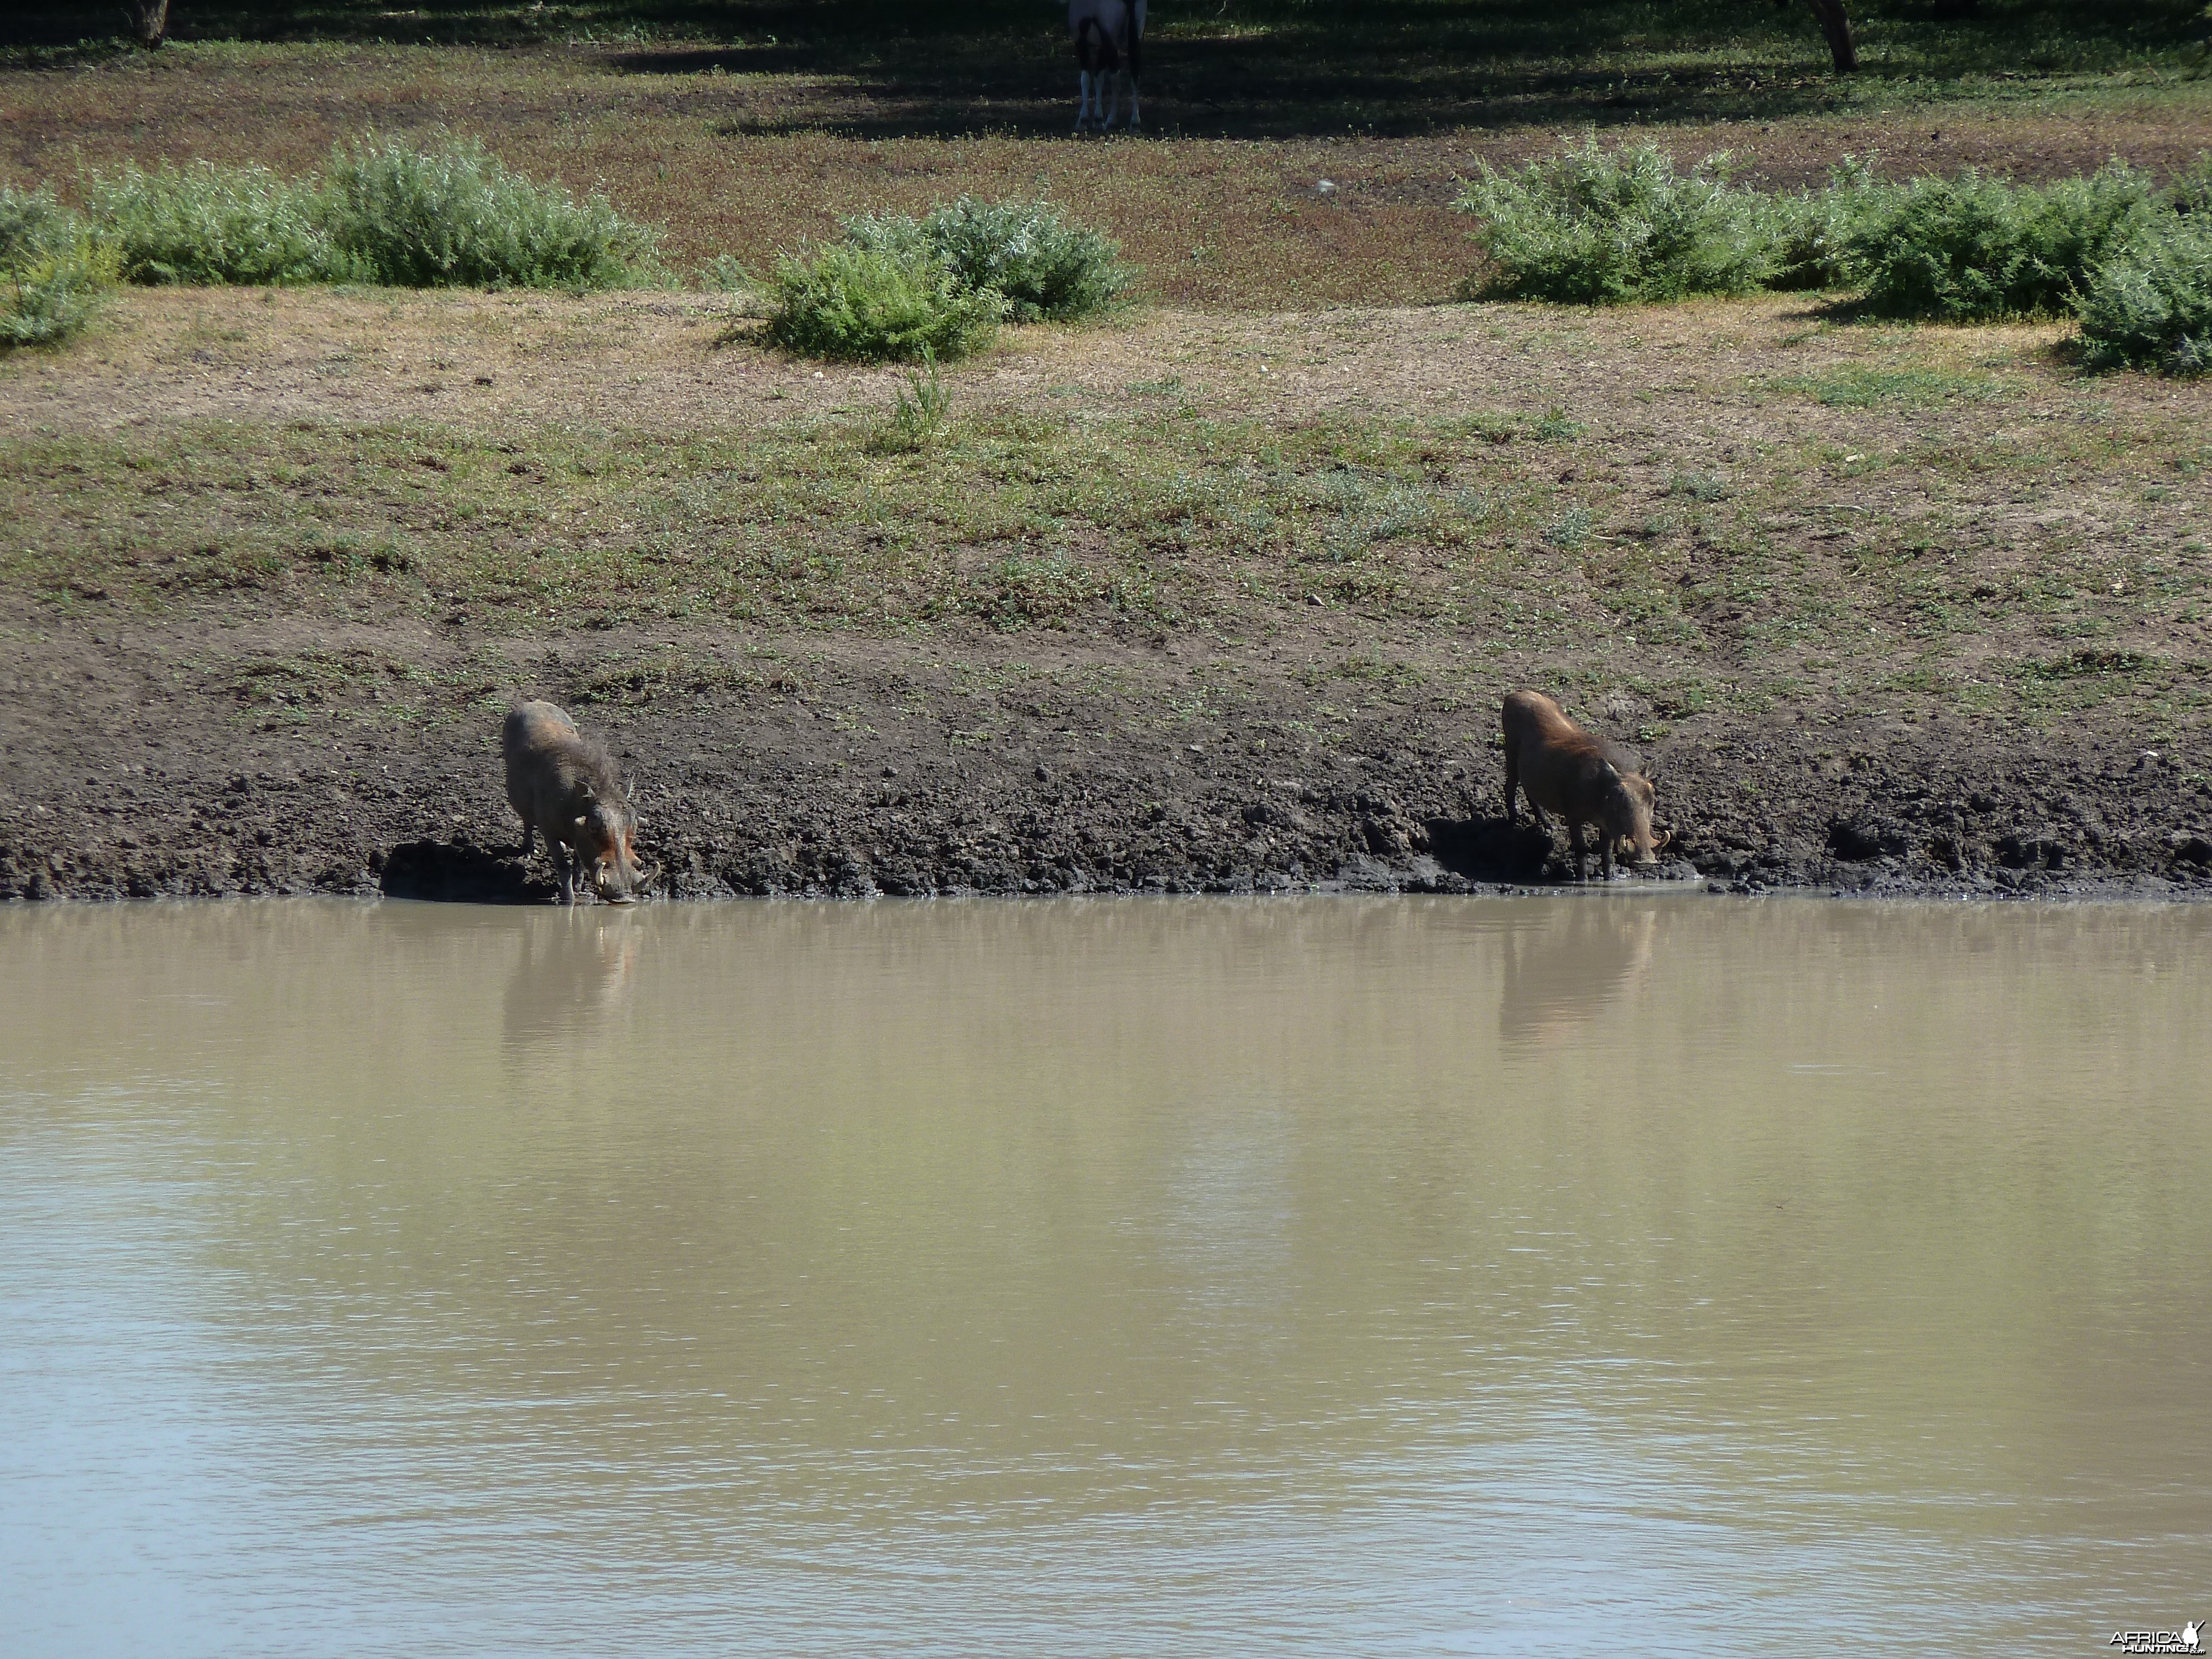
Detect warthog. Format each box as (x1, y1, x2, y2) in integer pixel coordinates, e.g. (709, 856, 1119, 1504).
(502, 700, 642, 905)
(1501, 690, 1665, 881)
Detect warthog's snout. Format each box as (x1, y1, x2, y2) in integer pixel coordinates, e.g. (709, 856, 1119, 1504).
(589, 825, 643, 903)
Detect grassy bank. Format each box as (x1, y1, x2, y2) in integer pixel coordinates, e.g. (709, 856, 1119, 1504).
(4, 286, 2208, 741)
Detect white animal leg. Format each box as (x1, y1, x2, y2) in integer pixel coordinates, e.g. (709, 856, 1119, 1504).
(1127, 79, 1141, 130)
(1101, 71, 1117, 130)
(1075, 70, 1090, 133)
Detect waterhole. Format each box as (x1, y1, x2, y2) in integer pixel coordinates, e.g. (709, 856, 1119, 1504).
(3, 896, 2207, 1656)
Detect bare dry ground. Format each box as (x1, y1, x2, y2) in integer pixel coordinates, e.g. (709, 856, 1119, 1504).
(5, 284, 2210, 901)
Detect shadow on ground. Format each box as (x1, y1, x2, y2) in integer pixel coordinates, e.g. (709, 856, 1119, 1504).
(379, 838, 551, 903)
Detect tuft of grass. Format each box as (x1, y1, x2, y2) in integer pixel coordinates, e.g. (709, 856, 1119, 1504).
(1454, 135, 1777, 305)
(0, 185, 116, 348)
(767, 239, 1004, 362)
(1849, 161, 2158, 321)
(872, 351, 955, 452)
(2079, 212, 2212, 375)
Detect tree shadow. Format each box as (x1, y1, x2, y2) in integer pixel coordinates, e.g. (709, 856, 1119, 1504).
(14, 0, 2199, 144)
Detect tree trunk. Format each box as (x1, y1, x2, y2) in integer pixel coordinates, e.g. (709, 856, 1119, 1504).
(126, 0, 169, 47)
(1805, 0, 1856, 72)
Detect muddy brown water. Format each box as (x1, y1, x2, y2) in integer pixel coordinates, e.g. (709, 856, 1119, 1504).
(3, 895, 2209, 1656)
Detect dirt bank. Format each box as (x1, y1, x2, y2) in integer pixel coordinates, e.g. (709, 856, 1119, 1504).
(6, 617, 2208, 905)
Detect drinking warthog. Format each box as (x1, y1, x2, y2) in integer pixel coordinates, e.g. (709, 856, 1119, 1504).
(502, 700, 642, 904)
(1501, 690, 1665, 881)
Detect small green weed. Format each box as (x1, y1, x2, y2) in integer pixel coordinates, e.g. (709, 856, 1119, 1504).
(1782, 366, 1994, 406)
(869, 351, 955, 453)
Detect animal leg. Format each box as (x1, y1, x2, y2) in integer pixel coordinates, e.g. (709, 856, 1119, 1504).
(1126, 80, 1141, 129)
(1074, 71, 1090, 133)
(552, 842, 577, 905)
(514, 818, 536, 860)
(1103, 71, 1120, 129)
(1503, 752, 1520, 823)
(1568, 820, 1589, 882)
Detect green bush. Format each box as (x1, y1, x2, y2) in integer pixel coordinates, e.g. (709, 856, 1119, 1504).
(2165, 152, 2212, 219)
(846, 197, 1126, 323)
(1849, 162, 2157, 320)
(934, 197, 1126, 321)
(1454, 135, 1777, 304)
(0, 186, 117, 349)
(767, 240, 1005, 362)
(1764, 155, 1893, 291)
(82, 160, 337, 285)
(2079, 213, 2212, 374)
(1, 184, 77, 268)
(72, 137, 656, 291)
(321, 135, 656, 290)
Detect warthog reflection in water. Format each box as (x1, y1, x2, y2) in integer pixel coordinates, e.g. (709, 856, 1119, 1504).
(1498, 901, 1660, 1051)
(1501, 690, 1666, 881)
(502, 700, 643, 905)
(500, 910, 642, 1060)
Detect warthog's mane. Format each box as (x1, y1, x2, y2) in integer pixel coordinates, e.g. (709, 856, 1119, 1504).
(567, 733, 633, 817)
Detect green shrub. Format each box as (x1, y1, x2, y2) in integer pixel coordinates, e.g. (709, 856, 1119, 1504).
(2079, 214, 2212, 374)
(1454, 135, 1777, 304)
(767, 240, 1004, 362)
(2165, 152, 2212, 218)
(1850, 162, 2157, 320)
(82, 160, 337, 285)
(321, 135, 656, 289)
(937, 197, 1126, 321)
(855, 197, 1126, 322)
(0, 186, 117, 349)
(73, 137, 658, 291)
(1764, 155, 1894, 291)
(1, 184, 77, 269)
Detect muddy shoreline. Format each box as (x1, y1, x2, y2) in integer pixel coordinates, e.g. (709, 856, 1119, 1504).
(6, 621, 2209, 907)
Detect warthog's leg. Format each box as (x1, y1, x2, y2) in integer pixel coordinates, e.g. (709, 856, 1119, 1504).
(1503, 749, 1521, 822)
(1568, 818, 1589, 881)
(551, 839, 578, 905)
(514, 818, 536, 861)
